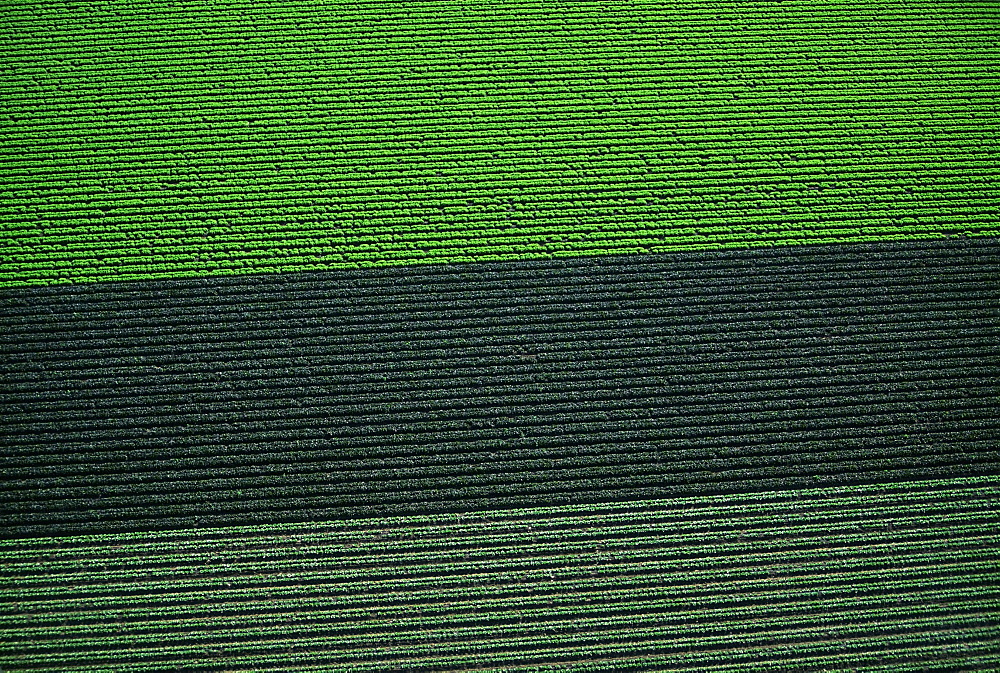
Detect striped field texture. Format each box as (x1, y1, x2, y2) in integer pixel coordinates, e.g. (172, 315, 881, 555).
(3, 239, 998, 537)
(2, 0, 999, 287)
(3, 0, 1000, 670)
(2, 477, 998, 672)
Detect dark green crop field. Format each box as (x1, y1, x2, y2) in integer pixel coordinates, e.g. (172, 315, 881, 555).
(3, 239, 998, 538)
(2, 1, 999, 671)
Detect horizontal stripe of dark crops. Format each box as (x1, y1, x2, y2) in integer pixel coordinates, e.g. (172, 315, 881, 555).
(2, 237, 997, 538)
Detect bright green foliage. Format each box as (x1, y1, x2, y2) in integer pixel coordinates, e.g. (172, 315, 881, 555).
(2, 0, 998, 286)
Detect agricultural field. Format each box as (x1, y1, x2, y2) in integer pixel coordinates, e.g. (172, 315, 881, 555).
(1, 0, 998, 287)
(2, 0, 999, 670)
(2, 477, 998, 671)
(2, 239, 998, 537)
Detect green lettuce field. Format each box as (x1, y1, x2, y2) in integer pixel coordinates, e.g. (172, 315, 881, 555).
(2, 1, 998, 286)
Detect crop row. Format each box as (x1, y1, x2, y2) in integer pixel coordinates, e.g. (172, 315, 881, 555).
(5, 180, 990, 220)
(7, 81, 993, 115)
(6, 527, 995, 590)
(4, 229, 997, 284)
(5, 503, 993, 568)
